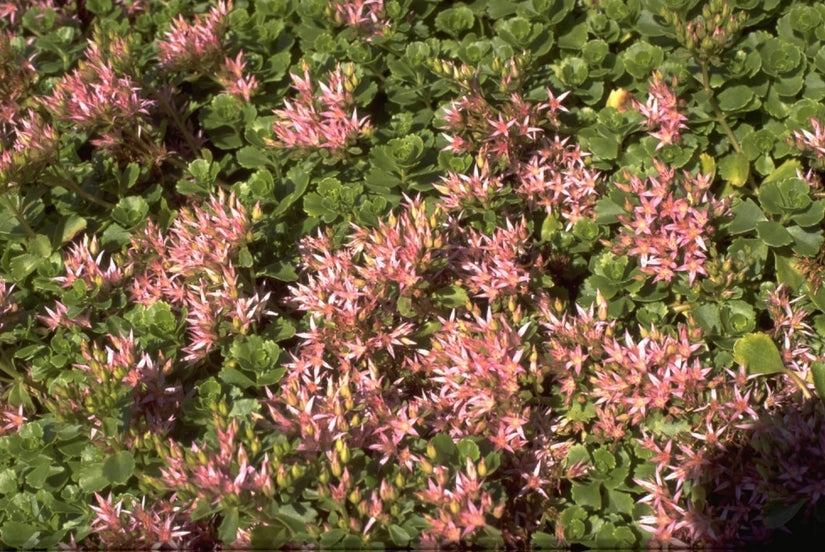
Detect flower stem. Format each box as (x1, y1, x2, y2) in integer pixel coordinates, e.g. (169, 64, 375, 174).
(51, 169, 115, 209)
(0, 193, 36, 239)
(700, 61, 742, 154)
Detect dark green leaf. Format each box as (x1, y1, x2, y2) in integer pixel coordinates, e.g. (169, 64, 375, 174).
(756, 221, 793, 247)
(762, 500, 804, 529)
(811, 362, 825, 402)
(718, 85, 755, 111)
(432, 285, 468, 308)
(218, 507, 239, 543)
(571, 481, 602, 509)
(102, 450, 135, 485)
(237, 146, 272, 169)
(729, 199, 767, 234)
(788, 225, 825, 257)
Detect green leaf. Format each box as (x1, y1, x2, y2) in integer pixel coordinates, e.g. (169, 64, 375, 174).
(112, 196, 150, 229)
(762, 500, 804, 529)
(811, 362, 825, 402)
(718, 152, 750, 186)
(319, 529, 346, 547)
(56, 215, 87, 245)
(102, 450, 135, 485)
(592, 448, 616, 474)
(718, 85, 755, 111)
(236, 146, 272, 169)
(85, 0, 112, 14)
(0, 468, 17, 494)
(219, 507, 240, 543)
(531, 531, 561, 549)
(733, 332, 785, 375)
(565, 443, 591, 467)
(0, 521, 40, 548)
(431, 433, 457, 461)
(764, 159, 803, 183)
(457, 438, 480, 461)
(756, 220, 794, 247)
(432, 285, 468, 308)
(787, 225, 825, 257)
(729, 199, 767, 234)
(250, 526, 288, 549)
(219, 367, 256, 389)
(571, 481, 602, 508)
(9, 253, 39, 282)
(791, 200, 825, 227)
(78, 462, 108, 492)
(388, 524, 411, 547)
(606, 489, 636, 515)
(774, 251, 806, 291)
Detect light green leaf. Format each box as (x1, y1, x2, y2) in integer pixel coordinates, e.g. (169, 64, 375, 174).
(733, 332, 785, 375)
(388, 524, 411, 547)
(718, 152, 750, 186)
(457, 438, 480, 461)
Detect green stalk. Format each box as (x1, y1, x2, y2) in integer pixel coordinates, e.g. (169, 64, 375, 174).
(0, 192, 37, 239)
(700, 61, 742, 154)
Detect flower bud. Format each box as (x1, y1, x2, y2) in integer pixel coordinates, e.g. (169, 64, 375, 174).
(426, 442, 437, 460)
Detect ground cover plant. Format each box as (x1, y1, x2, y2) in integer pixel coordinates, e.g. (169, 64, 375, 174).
(4, 0, 825, 548)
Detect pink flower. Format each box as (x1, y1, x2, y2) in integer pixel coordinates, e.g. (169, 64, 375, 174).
(793, 117, 825, 159)
(632, 72, 688, 150)
(156, 0, 231, 72)
(270, 62, 371, 154)
(330, 0, 389, 39)
(217, 51, 259, 102)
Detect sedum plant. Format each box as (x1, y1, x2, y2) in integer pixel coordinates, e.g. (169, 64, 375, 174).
(3, 0, 825, 548)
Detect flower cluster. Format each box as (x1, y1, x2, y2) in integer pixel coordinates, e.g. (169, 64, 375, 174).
(514, 136, 600, 228)
(156, 0, 232, 72)
(417, 458, 504, 544)
(40, 42, 153, 132)
(125, 190, 270, 362)
(329, 0, 389, 39)
(438, 85, 568, 169)
(157, 414, 272, 545)
(270, 62, 371, 154)
(632, 72, 688, 150)
(793, 117, 825, 162)
(216, 51, 260, 102)
(38, 40, 160, 163)
(265, 194, 572, 542)
(45, 331, 185, 444)
(435, 88, 599, 228)
(0, 109, 59, 188)
(0, 279, 18, 333)
(611, 160, 728, 285)
(84, 492, 214, 550)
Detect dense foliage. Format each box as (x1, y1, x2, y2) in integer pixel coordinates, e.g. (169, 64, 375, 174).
(3, 0, 825, 548)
